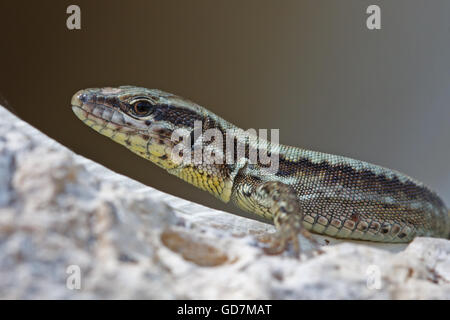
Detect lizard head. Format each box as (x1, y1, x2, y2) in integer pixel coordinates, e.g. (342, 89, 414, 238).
(71, 86, 205, 170)
(72, 86, 235, 201)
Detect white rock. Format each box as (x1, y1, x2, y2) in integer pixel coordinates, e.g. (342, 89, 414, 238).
(0, 105, 448, 299)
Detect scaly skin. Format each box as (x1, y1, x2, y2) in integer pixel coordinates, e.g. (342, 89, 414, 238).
(71, 86, 450, 255)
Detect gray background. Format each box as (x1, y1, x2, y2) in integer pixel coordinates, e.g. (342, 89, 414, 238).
(1, 0, 449, 219)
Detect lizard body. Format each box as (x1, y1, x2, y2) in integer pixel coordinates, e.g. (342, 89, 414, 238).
(71, 86, 450, 254)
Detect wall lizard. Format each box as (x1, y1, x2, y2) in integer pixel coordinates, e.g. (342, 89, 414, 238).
(71, 86, 450, 256)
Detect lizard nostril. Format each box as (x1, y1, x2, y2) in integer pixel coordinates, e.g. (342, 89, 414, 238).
(79, 94, 87, 102)
(71, 90, 87, 107)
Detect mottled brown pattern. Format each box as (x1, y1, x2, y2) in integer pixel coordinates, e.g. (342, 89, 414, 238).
(276, 154, 444, 209)
(72, 86, 450, 247)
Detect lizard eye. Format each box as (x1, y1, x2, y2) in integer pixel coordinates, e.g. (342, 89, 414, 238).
(131, 100, 154, 117)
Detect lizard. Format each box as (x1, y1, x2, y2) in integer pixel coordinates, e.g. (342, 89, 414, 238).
(71, 86, 450, 256)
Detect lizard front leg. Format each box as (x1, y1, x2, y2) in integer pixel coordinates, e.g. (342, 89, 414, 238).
(232, 178, 321, 258)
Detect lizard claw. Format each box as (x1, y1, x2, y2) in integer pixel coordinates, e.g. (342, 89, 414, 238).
(262, 230, 300, 258)
(257, 210, 323, 259)
(260, 227, 324, 259)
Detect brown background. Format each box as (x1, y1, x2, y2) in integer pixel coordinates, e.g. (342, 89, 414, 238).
(1, 0, 449, 219)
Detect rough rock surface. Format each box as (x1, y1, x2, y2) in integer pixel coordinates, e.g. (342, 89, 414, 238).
(0, 105, 449, 299)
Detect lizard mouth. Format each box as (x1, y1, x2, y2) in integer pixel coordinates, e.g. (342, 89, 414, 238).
(71, 89, 84, 108)
(71, 90, 90, 121)
(71, 89, 147, 132)
(71, 89, 175, 147)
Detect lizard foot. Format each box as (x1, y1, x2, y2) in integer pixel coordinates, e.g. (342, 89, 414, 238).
(258, 216, 323, 259)
(254, 181, 323, 258)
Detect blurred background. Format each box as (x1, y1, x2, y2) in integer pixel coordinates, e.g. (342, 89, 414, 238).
(1, 0, 449, 220)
